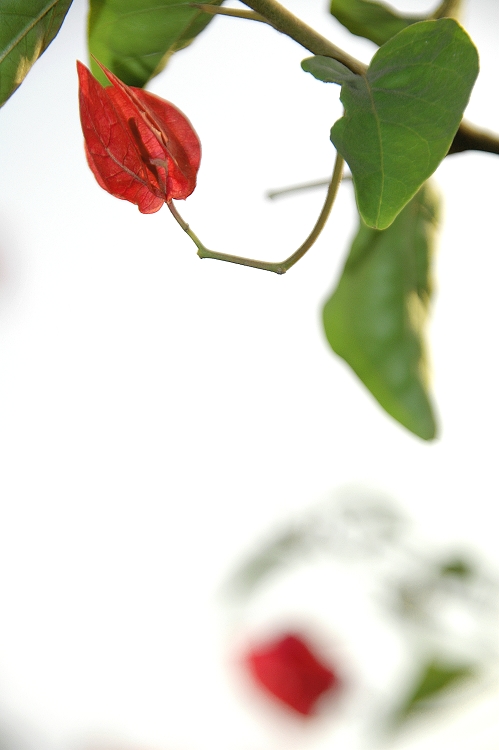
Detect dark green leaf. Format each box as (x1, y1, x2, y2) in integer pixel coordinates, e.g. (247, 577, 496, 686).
(322, 183, 439, 440)
(302, 19, 478, 229)
(329, 0, 462, 47)
(0, 0, 73, 108)
(396, 659, 475, 720)
(88, 0, 223, 88)
(330, 0, 425, 47)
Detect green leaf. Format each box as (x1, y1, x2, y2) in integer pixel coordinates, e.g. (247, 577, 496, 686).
(330, 0, 425, 47)
(302, 19, 478, 229)
(88, 0, 223, 88)
(300, 57, 358, 86)
(0, 0, 73, 108)
(322, 183, 439, 440)
(396, 659, 475, 720)
(329, 0, 462, 47)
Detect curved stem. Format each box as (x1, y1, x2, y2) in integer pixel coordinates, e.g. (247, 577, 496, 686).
(276, 151, 344, 272)
(168, 151, 344, 275)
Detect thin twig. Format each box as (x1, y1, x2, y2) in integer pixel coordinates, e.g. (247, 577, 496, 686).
(449, 120, 499, 156)
(190, 4, 268, 23)
(168, 152, 344, 274)
(240, 0, 367, 74)
(267, 174, 351, 199)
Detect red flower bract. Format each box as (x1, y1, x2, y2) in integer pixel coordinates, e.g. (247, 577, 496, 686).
(77, 60, 201, 214)
(245, 633, 340, 716)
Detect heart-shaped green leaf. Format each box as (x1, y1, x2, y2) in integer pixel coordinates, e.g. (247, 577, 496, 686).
(322, 183, 439, 440)
(88, 0, 223, 88)
(302, 19, 478, 229)
(0, 0, 73, 108)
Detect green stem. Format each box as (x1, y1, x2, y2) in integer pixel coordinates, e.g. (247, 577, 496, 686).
(276, 152, 344, 272)
(267, 178, 331, 199)
(268, 173, 351, 199)
(190, 4, 268, 23)
(168, 152, 344, 275)
(239, 0, 367, 74)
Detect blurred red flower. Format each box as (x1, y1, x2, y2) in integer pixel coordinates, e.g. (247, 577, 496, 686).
(77, 60, 201, 214)
(245, 633, 340, 716)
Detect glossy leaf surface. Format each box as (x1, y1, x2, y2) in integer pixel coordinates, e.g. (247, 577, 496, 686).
(330, 0, 425, 47)
(302, 19, 478, 229)
(88, 0, 223, 88)
(0, 0, 73, 107)
(322, 183, 439, 440)
(77, 61, 201, 212)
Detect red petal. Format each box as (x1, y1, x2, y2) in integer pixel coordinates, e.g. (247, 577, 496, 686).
(77, 61, 166, 213)
(131, 88, 201, 200)
(77, 60, 201, 211)
(95, 62, 201, 201)
(246, 633, 339, 716)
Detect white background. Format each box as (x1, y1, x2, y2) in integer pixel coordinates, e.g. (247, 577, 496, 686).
(0, 1, 497, 749)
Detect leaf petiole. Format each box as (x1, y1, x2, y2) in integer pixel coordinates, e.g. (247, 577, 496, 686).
(168, 151, 344, 275)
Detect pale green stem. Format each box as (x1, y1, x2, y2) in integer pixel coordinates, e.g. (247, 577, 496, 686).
(267, 178, 330, 199)
(168, 152, 344, 275)
(268, 173, 351, 200)
(190, 4, 268, 23)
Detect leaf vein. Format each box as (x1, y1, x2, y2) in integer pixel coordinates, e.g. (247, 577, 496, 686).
(0, 0, 62, 64)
